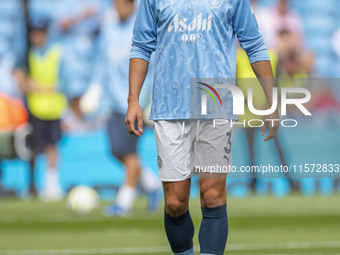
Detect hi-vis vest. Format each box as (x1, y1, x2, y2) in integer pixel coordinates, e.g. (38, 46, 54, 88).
(27, 45, 67, 120)
(236, 49, 278, 127)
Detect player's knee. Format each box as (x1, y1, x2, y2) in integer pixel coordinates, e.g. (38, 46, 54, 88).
(200, 188, 224, 208)
(165, 197, 189, 217)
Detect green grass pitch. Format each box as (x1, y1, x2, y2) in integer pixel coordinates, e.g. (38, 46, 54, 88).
(0, 195, 339, 255)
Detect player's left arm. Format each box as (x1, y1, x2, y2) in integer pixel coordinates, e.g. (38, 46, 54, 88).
(233, 0, 279, 141)
(251, 61, 279, 141)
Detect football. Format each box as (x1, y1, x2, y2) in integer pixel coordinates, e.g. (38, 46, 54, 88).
(67, 186, 100, 215)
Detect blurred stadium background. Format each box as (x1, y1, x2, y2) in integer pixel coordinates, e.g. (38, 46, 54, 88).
(0, 0, 339, 254)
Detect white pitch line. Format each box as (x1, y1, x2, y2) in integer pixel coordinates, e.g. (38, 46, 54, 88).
(1, 241, 340, 255)
(0, 246, 171, 255)
(228, 241, 340, 250)
(1, 212, 340, 224)
(239, 253, 340, 255)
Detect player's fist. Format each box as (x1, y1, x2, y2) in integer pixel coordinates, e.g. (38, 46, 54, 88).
(260, 107, 280, 141)
(125, 101, 144, 137)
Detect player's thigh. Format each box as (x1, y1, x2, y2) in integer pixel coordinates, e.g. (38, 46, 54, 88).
(29, 114, 58, 152)
(154, 120, 194, 182)
(107, 112, 138, 158)
(163, 178, 191, 216)
(194, 119, 234, 176)
(194, 120, 232, 207)
(46, 119, 62, 145)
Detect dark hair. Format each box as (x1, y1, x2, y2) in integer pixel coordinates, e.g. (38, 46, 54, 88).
(28, 17, 50, 31)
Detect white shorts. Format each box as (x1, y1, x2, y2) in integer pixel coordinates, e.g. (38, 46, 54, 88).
(154, 119, 234, 182)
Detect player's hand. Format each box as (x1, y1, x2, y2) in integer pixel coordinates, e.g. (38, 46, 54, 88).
(82, 7, 97, 19)
(125, 101, 144, 137)
(260, 107, 280, 141)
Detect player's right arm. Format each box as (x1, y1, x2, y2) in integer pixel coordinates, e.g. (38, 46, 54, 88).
(125, 0, 157, 136)
(126, 59, 149, 136)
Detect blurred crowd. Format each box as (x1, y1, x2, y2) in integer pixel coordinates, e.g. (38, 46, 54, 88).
(0, 0, 339, 127)
(1, 0, 107, 131)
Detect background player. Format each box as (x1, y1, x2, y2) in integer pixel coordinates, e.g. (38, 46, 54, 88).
(16, 17, 67, 200)
(91, 0, 160, 216)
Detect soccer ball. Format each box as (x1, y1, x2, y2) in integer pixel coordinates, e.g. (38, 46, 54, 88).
(67, 186, 100, 215)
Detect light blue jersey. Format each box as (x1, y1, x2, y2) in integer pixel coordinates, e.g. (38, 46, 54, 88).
(93, 11, 153, 114)
(130, 0, 269, 120)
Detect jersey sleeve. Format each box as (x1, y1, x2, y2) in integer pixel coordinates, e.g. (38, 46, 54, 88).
(130, 0, 157, 62)
(232, 0, 269, 64)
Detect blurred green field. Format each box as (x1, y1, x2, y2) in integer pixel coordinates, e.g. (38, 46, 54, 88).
(0, 195, 340, 255)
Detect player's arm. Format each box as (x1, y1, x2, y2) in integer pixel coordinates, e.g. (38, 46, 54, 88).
(251, 61, 279, 141)
(126, 59, 149, 136)
(58, 7, 97, 32)
(125, 0, 157, 136)
(233, 0, 279, 141)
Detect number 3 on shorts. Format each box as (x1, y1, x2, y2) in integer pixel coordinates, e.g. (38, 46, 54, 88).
(224, 132, 232, 154)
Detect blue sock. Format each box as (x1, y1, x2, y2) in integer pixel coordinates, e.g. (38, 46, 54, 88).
(164, 210, 195, 254)
(199, 204, 228, 255)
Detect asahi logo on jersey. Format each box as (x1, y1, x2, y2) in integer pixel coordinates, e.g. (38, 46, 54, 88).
(168, 13, 212, 33)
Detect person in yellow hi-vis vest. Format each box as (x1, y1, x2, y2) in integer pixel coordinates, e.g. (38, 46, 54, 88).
(25, 17, 67, 200)
(236, 48, 295, 192)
